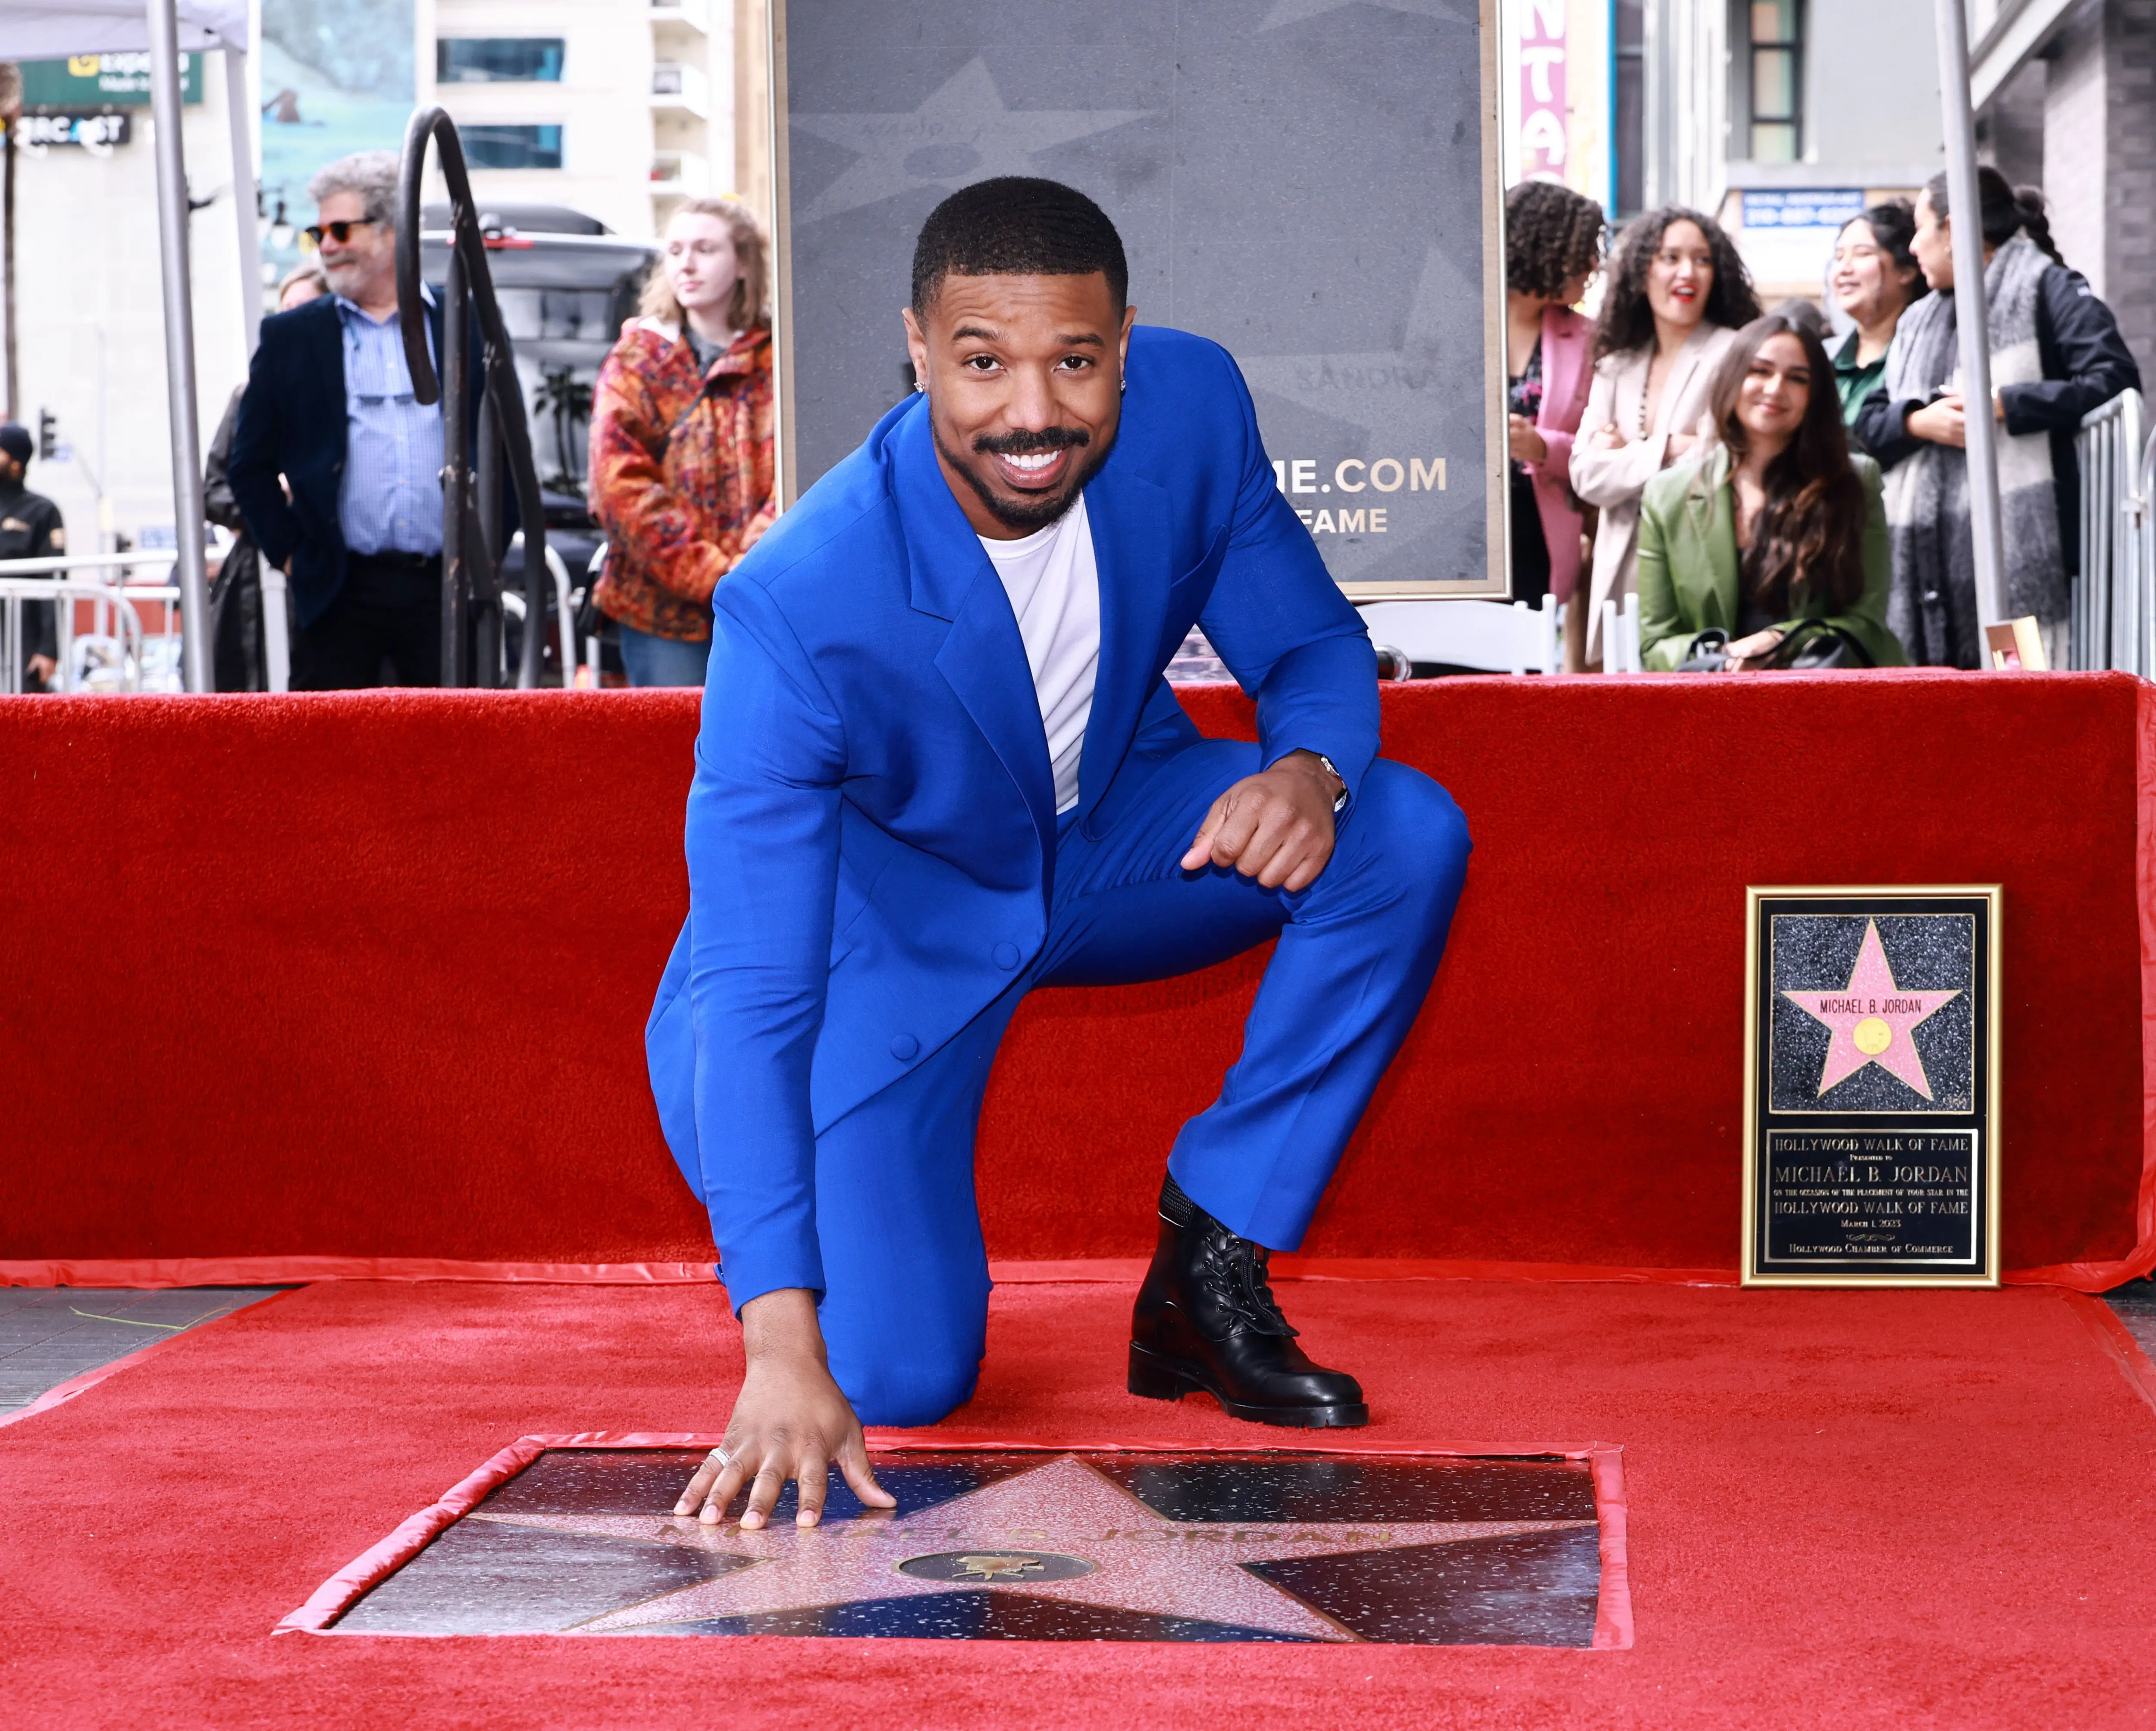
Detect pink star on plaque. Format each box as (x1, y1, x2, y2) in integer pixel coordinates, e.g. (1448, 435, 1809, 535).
(1781, 919, 1961, 1099)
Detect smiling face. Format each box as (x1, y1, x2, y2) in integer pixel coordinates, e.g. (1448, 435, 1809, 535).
(663, 211, 743, 326)
(1911, 190, 1955, 291)
(1645, 219, 1714, 332)
(1735, 331, 1813, 451)
(1830, 220, 1905, 326)
(902, 270, 1135, 538)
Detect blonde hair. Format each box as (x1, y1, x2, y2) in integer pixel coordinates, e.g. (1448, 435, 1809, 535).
(639, 196, 771, 332)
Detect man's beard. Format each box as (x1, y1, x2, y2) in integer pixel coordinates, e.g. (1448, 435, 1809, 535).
(936, 423, 1114, 533)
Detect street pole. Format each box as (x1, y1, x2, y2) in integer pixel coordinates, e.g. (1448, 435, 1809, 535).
(146, 0, 213, 693)
(1933, 0, 2009, 643)
(224, 46, 261, 358)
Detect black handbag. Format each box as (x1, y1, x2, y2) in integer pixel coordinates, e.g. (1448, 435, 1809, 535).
(1676, 628, 1729, 673)
(1676, 620, 1874, 673)
(1757, 619, 1875, 669)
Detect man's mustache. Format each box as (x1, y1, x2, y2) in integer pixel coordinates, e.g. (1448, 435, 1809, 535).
(973, 427, 1090, 457)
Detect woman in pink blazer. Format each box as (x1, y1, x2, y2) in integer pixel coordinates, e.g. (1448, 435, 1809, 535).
(1504, 180, 1606, 660)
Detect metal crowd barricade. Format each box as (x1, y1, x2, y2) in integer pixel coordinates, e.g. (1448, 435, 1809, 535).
(0, 551, 181, 694)
(0, 578, 147, 693)
(2071, 389, 2152, 675)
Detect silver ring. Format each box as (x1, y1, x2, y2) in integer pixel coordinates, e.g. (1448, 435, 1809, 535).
(705, 1445, 733, 1472)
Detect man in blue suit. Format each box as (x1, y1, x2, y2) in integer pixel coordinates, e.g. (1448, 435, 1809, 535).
(661, 180, 1471, 1532)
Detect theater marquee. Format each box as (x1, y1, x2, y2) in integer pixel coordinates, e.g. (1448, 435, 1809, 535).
(763, 0, 1507, 598)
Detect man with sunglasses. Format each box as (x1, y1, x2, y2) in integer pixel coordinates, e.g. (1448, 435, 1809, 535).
(230, 152, 482, 688)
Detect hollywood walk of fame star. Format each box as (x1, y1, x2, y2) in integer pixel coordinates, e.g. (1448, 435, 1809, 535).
(465, 1454, 1592, 1640)
(1781, 920, 1962, 1099)
(790, 59, 1150, 225)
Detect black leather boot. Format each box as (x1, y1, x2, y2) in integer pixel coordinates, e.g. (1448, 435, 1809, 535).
(1128, 1174, 1369, 1428)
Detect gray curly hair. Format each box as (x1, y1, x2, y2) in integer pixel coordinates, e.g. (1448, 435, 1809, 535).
(307, 150, 401, 226)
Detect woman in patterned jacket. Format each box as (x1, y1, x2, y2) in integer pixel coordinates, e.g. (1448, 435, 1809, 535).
(590, 196, 776, 686)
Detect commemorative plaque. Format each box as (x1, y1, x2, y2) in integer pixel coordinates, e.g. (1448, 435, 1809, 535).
(1742, 887, 2001, 1287)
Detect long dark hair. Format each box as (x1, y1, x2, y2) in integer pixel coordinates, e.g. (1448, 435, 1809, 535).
(1505, 179, 1606, 299)
(1591, 206, 1761, 362)
(1921, 167, 2066, 267)
(1708, 314, 1868, 614)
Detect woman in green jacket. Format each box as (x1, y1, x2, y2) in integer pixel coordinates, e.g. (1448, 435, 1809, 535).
(1636, 313, 1907, 671)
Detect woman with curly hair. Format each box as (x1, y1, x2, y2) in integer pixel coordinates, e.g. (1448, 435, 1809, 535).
(1569, 206, 1759, 662)
(1503, 179, 1604, 638)
(1634, 314, 1903, 671)
(589, 195, 777, 686)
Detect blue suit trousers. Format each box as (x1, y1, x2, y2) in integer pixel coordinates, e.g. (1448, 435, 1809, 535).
(680, 739, 1470, 1426)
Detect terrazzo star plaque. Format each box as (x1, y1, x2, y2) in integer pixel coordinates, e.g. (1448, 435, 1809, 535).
(318, 1448, 1614, 1645)
(1743, 887, 2001, 1286)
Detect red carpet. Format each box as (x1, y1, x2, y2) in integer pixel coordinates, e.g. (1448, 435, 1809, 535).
(6, 1276, 2156, 1728)
(3, 672, 2153, 1285)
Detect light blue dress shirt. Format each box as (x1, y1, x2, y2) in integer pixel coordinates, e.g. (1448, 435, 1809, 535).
(334, 292, 445, 557)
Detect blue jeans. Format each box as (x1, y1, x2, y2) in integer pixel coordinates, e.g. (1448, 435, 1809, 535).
(619, 622, 712, 688)
(667, 738, 1471, 1425)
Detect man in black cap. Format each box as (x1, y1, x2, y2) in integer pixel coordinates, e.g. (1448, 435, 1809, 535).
(0, 422, 67, 690)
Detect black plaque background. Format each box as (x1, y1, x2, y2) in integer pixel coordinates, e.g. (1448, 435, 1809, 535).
(1749, 894, 1993, 1281)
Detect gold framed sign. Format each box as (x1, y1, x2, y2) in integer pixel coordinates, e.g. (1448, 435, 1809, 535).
(1742, 887, 2002, 1288)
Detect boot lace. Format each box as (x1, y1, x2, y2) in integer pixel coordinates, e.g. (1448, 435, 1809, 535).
(1199, 1225, 1298, 1338)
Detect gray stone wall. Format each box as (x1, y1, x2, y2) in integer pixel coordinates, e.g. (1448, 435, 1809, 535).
(2103, 0, 2156, 387)
(2033, 0, 2156, 390)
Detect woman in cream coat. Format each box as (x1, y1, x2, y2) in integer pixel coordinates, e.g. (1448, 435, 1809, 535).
(1570, 207, 1759, 661)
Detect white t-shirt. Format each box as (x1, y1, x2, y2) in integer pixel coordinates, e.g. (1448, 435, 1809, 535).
(977, 492, 1101, 815)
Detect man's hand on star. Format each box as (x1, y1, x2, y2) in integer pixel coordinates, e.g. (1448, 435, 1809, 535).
(674, 1288, 896, 1530)
(1179, 750, 1342, 892)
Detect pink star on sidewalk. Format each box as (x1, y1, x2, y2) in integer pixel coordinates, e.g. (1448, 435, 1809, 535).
(1781, 920, 1960, 1099)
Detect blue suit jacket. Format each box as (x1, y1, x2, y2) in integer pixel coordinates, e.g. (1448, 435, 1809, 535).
(648, 326, 1378, 1306)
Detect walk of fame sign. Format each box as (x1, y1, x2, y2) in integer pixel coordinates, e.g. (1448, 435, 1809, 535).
(1742, 887, 2002, 1287)
(764, 0, 1508, 596)
(321, 1447, 1611, 1645)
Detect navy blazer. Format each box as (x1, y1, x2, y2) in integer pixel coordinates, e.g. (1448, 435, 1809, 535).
(228, 293, 486, 628)
(646, 325, 1379, 1308)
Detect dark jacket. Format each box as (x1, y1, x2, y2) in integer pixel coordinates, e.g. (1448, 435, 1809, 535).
(205, 387, 269, 691)
(0, 474, 66, 674)
(227, 293, 492, 629)
(1855, 265, 2140, 577)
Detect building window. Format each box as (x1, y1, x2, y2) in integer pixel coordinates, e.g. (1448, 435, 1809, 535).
(1748, 0, 1802, 162)
(461, 124, 564, 170)
(437, 38, 566, 84)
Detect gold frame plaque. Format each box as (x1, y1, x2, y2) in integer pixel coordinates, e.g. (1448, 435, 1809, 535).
(1741, 886, 2002, 1288)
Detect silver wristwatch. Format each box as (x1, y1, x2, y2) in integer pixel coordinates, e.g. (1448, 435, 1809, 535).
(1314, 753, 1349, 814)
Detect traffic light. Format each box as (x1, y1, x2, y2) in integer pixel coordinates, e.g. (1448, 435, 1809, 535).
(37, 409, 56, 461)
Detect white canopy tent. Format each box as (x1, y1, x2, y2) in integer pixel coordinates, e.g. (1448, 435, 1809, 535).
(0, 0, 260, 692)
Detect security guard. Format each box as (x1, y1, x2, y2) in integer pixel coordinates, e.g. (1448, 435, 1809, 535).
(0, 422, 66, 690)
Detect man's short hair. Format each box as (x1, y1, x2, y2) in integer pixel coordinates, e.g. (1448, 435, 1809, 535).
(911, 177, 1128, 316)
(307, 150, 401, 227)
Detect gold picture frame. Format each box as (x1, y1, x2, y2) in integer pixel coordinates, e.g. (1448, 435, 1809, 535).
(1740, 885, 2002, 1288)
